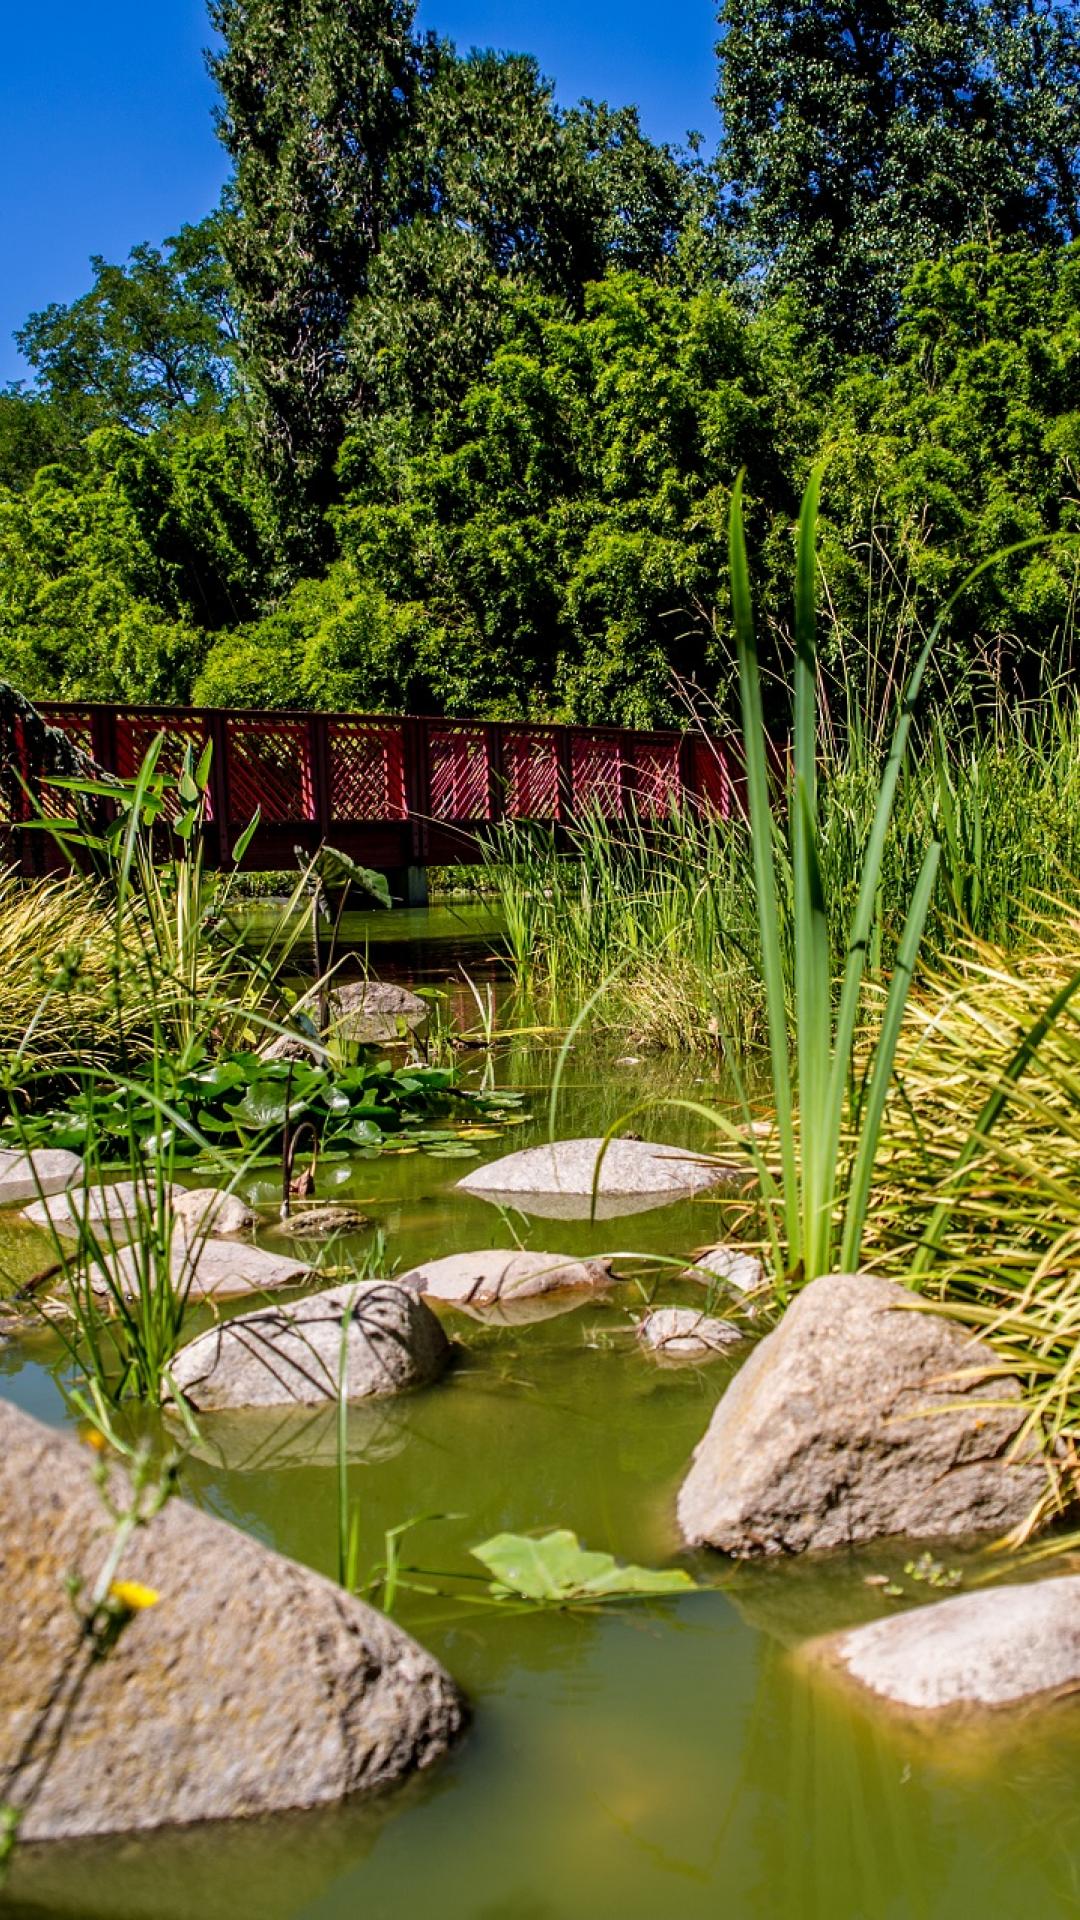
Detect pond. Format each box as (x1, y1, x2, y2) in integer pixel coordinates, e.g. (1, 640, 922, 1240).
(4, 934, 1080, 1919)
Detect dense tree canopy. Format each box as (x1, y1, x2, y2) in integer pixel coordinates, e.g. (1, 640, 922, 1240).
(2, 0, 1080, 723)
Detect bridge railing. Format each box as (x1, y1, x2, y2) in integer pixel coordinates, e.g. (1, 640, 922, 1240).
(4, 705, 746, 873)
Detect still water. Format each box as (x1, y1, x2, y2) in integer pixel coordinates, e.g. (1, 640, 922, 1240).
(4, 969, 1080, 1918)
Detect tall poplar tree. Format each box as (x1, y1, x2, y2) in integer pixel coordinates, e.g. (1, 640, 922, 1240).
(207, 0, 422, 559)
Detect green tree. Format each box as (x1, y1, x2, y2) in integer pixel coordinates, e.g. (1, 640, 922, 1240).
(15, 216, 236, 442)
(715, 0, 1080, 348)
(819, 237, 1080, 694)
(207, 0, 423, 558)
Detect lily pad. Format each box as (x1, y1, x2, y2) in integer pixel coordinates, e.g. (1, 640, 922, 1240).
(471, 1529, 697, 1603)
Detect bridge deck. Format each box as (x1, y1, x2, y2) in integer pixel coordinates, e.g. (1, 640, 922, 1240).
(5, 705, 745, 875)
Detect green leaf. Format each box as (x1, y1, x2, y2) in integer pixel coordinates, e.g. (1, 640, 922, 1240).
(226, 1085, 308, 1129)
(471, 1530, 697, 1604)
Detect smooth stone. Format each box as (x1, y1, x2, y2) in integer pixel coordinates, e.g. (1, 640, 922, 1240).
(815, 1576, 1080, 1713)
(683, 1244, 765, 1294)
(458, 1138, 742, 1221)
(637, 1306, 742, 1358)
(99, 1237, 313, 1302)
(271, 1204, 372, 1240)
(0, 1148, 82, 1207)
(24, 1180, 180, 1241)
(166, 1281, 450, 1410)
(395, 1248, 614, 1307)
(678, 1271, 1048, 1557)
(173, 1186, 256, 1238)
(0, 1399, 463, 1840)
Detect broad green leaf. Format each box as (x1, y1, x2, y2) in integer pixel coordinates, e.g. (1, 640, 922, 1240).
(471, 1530, 697, 1603)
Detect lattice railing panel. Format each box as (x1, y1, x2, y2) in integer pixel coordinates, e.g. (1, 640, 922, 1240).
(692, 739, 737, 819)
(632, 741, 682, 817)
(504, 730, 559, 819)
(429, 727, 490, 821)
(33, 709, 97, 821)
(227, 718, 314, 826)
(570, 734, 623, 816)
(329, 721, 407, 822)
(114, 711, 212, 821)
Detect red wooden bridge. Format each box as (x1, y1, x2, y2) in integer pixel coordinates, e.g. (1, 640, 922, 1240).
(7, 704, 744, 899)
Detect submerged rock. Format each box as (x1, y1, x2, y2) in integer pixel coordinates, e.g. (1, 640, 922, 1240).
(166, 1281, 450, 1410)
(271, 1204, 372, 1241)
(683, 1244, 765, 1295)
(396, 1248, 614, 1307)
(99, 1237, 312, 1302)
(636, 1306, 742, 1359)
(678, 1271, 1048, 1557)
(0, 1399, 464, 1840)
(458, 1138, 742, 1221)
(0, 1148, 82, 1208)
(172, 1186, 256, 1238)
(813, 1576, 1080, 1714)
(24, 1180, 180, 1242)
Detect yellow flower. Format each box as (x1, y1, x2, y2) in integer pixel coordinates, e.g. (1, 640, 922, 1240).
(80, 1427, 107, 1452)
(108, 1579, 160, 1612)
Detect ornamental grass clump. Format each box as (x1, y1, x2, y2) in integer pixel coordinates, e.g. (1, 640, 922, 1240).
(867, 930, 1080, 1534)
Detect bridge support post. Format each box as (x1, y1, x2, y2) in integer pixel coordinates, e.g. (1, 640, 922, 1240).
(385, 864, 429, 908)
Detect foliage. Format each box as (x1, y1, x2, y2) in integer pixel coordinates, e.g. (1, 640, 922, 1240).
(868, 930, 1080, 1537)
(715, 470, 939, 1284)
(14, 215, 237, 441)
(3, 1049, 523, 1166)
(470, 1530, 698, 1603)
(716, 0, 1080, 349)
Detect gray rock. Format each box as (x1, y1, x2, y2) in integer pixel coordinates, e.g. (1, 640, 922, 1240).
(166, 1281, 451, 1410)
(259, 1030, 326, 1065)
(817, 1576, 1080, 1713)
(637, 1306, 742, 1359)
(683, 1244, 765, 1295)
(458, 1137, 742, 1221)
(678, 1271, 1048, 1556)
(24, 1180, 180, 1242)
(172, 1186, 256, 1238)
(294, 979, 428, 1047)
(395, 1248, 614, 1307)
(0, 1148, 82, 1207)
(99, 1237, 313, 1302)
(0, 1399, 464, 1840)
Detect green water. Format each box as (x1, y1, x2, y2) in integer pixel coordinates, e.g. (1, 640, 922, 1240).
(5, 1035, 1080, 1919)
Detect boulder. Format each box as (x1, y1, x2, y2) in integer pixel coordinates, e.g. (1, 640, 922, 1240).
(0, 1399, 464, 1840)
(678, 1271, 1048, 1556)
(99, 1237, 313, 1302)
(683, 1244, 765, 1295)
(0, 1148, 82, 1208)
(458, 1138, 743, 1221)
(172, 1186, 256, 1238)
(814, 1576, 1080, 1714)
(24, 1179, 180, 1242)
(395, 1248, 614, 1307)
(637, 1306, 742, 1359)
(166, 1281, 451, 1411)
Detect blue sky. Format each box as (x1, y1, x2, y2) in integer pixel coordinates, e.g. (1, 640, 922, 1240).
(1, 1, 718, 387)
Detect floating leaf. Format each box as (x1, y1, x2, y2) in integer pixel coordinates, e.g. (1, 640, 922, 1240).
(471, 1530, 697, 1604)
